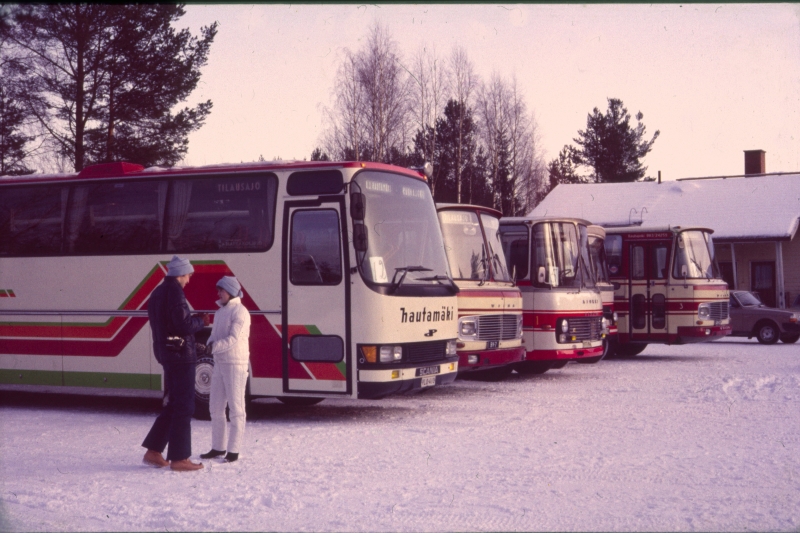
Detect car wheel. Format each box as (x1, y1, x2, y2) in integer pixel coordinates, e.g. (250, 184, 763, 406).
(779, 333, 799, 344)
(755, 322, 779, 345)
(193, 356, 214, 420)
(615, 343, 647, 357)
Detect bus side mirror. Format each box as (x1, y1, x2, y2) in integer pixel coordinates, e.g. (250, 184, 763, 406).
(353, 223, 368, 252)
(350, 192, 366, 221)
(537, 266, 546, 284)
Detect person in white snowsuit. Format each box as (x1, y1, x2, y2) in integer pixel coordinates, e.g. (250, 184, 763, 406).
(200, 276, 251, 462)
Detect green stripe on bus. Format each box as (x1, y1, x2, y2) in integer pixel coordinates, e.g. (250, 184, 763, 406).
(0, 369, 161, 390)
(306, 325, 322, 335)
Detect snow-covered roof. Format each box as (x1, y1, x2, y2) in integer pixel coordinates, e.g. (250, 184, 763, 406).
(529, 173, 800, 241)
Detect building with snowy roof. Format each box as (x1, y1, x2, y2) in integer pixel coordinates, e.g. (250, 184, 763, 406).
(530, 151, 800, 309)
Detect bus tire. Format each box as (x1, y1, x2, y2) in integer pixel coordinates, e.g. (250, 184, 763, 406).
(577, 355, 603, 364)
(755, 321, 780, 345)
(277, 396, 324, 407)
(515, 362, 552, 375)
(550, 360, 568, 369)
(780, 333, 800, 344)
(615, 343, 647, 357)
(464, 366, 513, 382)
(193, 355, 214, 420)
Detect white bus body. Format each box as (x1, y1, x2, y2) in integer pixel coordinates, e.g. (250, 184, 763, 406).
(586, 225, 618, 360)
(0, 161, 459, 408)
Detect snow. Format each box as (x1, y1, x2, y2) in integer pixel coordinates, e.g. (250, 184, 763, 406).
(1, 338, 799, 532)
(530, 174, 800, 240)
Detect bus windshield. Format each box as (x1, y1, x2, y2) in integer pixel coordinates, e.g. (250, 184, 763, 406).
(673, 230, 719, 280)
(354, 171, 450, 288)
(438, 210, 487, 280)
(481, 214, 511, 282)
(588, 235, 610, 284)
(531, 222, 591, 289)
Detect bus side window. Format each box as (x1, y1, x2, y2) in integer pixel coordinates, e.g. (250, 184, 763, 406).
(0, 185, 65, 256)
(631, 245, 645, 280)
(290, 209, 343, 285)
(605, 235, 623, 276)
(652, 244, 669, 280)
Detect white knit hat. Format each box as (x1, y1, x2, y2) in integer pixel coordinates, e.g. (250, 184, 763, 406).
(216, 276, 243, 298)
(166, 256, 194, 277)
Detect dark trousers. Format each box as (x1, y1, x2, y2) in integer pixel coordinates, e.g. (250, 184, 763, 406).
(142, 362, 196, 461)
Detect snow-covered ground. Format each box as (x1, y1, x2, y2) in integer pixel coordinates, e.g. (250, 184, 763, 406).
(1, 337, 799, 532)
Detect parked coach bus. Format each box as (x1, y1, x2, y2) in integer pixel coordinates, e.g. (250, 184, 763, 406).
(0, 160, 460, 413)
(437, 204, 524, 380)
(603, 225, 731, 356)
(498, 217, 605, 373)
(586, 225, 618, 361)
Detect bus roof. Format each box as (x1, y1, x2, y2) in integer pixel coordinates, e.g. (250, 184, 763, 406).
(587, 225, 606, 239)
(500, 215, 593, 226)
(603, 225, 715, 235)
(0, 160, 427, 186)
(436, 203, 503, 219)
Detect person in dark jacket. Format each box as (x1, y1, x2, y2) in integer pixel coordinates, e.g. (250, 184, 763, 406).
(142, 256, 209, 472)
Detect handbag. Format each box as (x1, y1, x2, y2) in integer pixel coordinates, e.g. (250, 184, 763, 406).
(165, 335, 185, 352)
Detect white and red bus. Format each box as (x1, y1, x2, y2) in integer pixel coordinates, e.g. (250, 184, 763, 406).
(437, 204, 524, 380)
(498, 217, 605, 373)
(603, 225, 731, 356)
(586, 225, 618, 361)
(0, 160, 459, 412)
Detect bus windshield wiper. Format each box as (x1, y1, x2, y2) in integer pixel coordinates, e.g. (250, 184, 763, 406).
(391, 266, 433, 291)
(416, 274, 459, 292)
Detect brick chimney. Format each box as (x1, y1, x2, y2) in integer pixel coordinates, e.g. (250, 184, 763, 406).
(744, 149, 765, 175)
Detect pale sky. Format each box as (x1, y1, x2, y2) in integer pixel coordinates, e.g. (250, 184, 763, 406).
(177, 3, 800, 181)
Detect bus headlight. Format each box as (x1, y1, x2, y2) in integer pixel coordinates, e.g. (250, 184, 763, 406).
(558, 319, 570, 333)
(446, 340, 457, 356)
(613, 312, 619, 323)
(379, 345, 403, 363)
(698, 303, 711, 320)
(458, 318, 478, 341)
(516, 315, 523, 339)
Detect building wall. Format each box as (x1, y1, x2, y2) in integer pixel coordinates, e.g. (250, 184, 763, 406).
(717, 238, 799, 307)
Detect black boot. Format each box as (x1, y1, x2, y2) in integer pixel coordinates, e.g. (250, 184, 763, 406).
(200, 449, 226, 459)
(224, 452, 239, 462)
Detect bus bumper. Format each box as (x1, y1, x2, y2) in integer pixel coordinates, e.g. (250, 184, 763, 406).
(523, 345, 604, 363)
(357, 357, 459, 399)
(675, 324, 732, 344)
(456, 346, 526, 375)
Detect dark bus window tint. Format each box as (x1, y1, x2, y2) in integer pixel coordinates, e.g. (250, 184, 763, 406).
(605, 234, 623, 276)
(167, 175, 277, 253)
(0, 185, 65, 256)
(499, 225, 529, 280)
(66, 181, 163, 254)
(287, 170, 343, 196)
(631, 245, 645, 280)
(290, 209, 342, 285)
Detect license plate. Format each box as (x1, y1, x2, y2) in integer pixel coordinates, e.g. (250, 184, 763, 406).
(582, 341, 592, 348)
(486, 341, 499, 349)
(417, 365, 440, 377)
(420, 376, 436, 387)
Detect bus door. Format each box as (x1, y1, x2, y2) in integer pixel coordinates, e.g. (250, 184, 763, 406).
(628, 240, 671, 342)
(282, 198, 351, 395)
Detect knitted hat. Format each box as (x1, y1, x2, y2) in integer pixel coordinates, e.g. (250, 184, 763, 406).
(216, 276, 243, 298)
(166, 256, 194, 277)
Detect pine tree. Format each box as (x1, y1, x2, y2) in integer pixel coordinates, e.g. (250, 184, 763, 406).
(0, 84, 33, 175)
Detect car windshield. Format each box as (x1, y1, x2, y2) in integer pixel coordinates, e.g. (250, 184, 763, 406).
(673, 230, 720, 280)
(353, 171, 450, 286)
(734, 291, 762, 306)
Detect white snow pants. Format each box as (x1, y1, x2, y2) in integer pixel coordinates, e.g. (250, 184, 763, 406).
(210, 363, 248, 454)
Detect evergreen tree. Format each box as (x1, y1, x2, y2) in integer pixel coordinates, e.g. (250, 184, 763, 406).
(573, 98, 659, 183)
(9, 4, 216, 171)
(310, 148, 330, 161)
(546, 145, 585, 189)
(0, 84, 33, 175)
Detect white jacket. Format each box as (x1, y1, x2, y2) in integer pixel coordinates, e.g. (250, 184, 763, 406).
(208, 297, 251, 365)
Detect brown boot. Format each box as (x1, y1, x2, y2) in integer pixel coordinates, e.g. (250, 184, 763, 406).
(142, 449, 169, 468)
(170, 458, 203, 472)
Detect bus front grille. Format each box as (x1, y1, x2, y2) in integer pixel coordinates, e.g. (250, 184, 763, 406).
(405, 341, 446, 363)
(476, 314, 521, 341)
(566, 316, 604, 341)
(707, 302, 729, 321)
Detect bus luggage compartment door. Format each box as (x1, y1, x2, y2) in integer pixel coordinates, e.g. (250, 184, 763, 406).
(282, 200, 351, 396)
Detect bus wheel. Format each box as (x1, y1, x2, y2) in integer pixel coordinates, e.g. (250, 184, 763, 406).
(755, 321, 779, 345)
(577, 355, 602, 364)
(780, 333, 800, 344)
(277, 396, 324, 407)
(616, 343, 647, 357)
(515, 362, 552, 375)
(465, 366, 513, 382)
(550, 360, 568, 369)
(193, 356, 214, 420)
